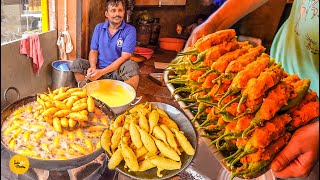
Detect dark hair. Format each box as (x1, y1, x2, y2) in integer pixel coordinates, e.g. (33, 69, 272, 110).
(106, 0, 126, 10)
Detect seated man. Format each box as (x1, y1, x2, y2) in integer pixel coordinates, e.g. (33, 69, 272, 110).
(70, 0, 139, 90)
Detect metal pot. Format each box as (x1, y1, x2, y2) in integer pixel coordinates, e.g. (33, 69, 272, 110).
(83, 79, 141, 115)
(51, 60, 77, 89)
(1, 88, 115, 171)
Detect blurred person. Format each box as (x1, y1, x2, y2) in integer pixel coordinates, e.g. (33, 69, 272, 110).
(185, 0, 319, 178)
(70, 0, 139, 90)
(176, 14, 208, 40)
(185, 14, 208, 36)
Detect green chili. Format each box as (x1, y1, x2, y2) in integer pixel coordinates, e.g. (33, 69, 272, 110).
(242, 82, 293, 138)
(280, 79, 311, 111)
(231, 132, 291, 179)
(191, 102, 207, 122)
(177, 49, 199, 56)
(236, 63, 283, 113)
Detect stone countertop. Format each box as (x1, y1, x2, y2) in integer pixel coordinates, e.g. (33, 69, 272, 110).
(136, 47, 181, 109)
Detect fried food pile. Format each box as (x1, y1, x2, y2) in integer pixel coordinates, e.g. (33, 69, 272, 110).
(36, 87, 97, 132)
(1, 87, 109, 160)
(166, 29, 319, 179)
(101, 102, 195, 178)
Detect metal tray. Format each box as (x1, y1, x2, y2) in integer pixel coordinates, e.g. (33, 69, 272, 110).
(163, 70, 271, 179)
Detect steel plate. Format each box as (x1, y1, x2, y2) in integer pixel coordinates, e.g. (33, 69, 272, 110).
(105, 102, 198, 180)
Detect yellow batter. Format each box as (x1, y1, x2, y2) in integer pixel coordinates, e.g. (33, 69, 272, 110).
(85, 80, 134, 107)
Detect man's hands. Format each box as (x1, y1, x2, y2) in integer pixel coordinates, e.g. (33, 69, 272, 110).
(87, 67, 104, 81)
(271, 121, 319, 178)
(87, 66, 96, 76)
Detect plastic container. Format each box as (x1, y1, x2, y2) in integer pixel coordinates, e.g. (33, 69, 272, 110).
(134, 47, 154, 60)
(136, 23, 151, 46)
(159, 38, 186, 52)
(150, 18, 161, 45)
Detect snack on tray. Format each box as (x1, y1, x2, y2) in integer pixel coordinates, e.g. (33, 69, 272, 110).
(101, 102, 195, 178)
(166, 29, 319, 179)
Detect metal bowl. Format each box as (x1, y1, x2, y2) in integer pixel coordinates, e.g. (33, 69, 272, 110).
(105, 102, 198, 180)
(83, 79, 141, 115)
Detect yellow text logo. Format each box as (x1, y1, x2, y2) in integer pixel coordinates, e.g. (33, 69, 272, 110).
(9, 154, 29, 174)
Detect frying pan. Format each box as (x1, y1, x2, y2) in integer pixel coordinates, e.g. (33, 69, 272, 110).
(1, 87, 115, 171)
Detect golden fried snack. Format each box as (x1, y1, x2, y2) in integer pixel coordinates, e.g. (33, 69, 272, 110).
(153, 138, 180, 161)
(152, 125, 168, 145)
(108, 147, 123, 170)
(136, 126, 158, 154)
(111, 127, 123, 152)
(121, 142, 139, 171)
(138, 111, 150, 133)
(148, 155, 182, 170)
(130, 121, 143, 149)
(173, 129, 195, 156)
(148, 110, 160, 133)
(138, 159, 156, 171)
(160, 124, 180, 155)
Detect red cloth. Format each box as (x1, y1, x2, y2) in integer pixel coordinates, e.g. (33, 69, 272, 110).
(20, 34, 44, 76)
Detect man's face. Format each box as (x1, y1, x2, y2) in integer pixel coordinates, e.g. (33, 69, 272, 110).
(105, 2, 125, 26)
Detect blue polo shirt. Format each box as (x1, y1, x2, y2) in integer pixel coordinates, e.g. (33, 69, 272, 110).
(90, 20, 136, 69)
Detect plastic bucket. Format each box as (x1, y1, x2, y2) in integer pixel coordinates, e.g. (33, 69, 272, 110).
(159, 38, 186, 52)
(51, 60, 77, 90)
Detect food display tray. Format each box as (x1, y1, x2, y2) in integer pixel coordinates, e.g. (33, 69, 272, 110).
(163, 70, 271, 179)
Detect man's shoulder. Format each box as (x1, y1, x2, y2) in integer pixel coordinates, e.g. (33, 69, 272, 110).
(95, 22, 107, 30)
(124, 23, 136, 31)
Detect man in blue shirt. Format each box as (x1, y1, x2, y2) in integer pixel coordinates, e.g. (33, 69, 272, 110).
(70, 0, 139, 90)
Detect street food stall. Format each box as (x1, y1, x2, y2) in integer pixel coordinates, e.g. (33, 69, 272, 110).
(1, 1, 319, 180)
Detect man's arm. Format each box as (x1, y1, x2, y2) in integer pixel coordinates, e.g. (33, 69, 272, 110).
(89, 52, 132, 80)
(185, 0, 268, 47)
(101, 52, 132, 74)
(89, 50, 98, 69)
(87, 23, 100, 76)
(87, 50, 98, 76)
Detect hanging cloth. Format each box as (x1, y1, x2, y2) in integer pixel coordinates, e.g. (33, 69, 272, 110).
(20, 34, 44, 76)
(56, 31, 73, 60)
(57, 32, 66, 60)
